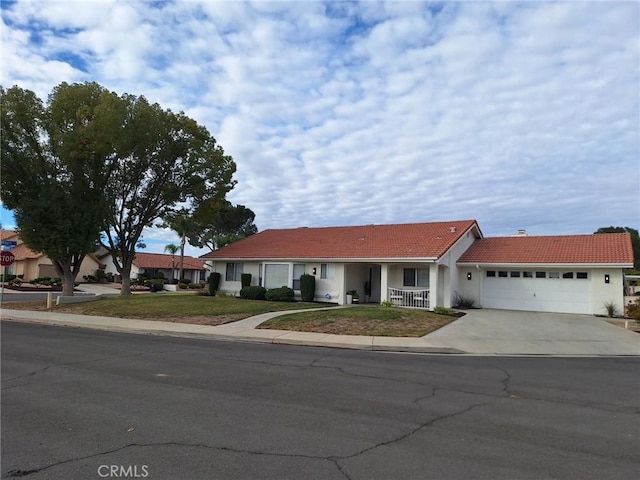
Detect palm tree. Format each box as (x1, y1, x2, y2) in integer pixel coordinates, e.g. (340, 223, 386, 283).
(164, 243, 179, 280)
(163, 210, 196, 281)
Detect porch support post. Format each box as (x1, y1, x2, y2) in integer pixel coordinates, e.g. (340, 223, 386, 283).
(380, 264, 389, 303)
(429, 264, 439, 310)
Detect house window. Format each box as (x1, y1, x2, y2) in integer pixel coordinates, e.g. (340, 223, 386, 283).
(403, 268, 429, 287)
(142, 268, 163, 279)
(486, 271, 496, 277)
(292, 264, 305, 290)
(576, 272, 588, 279)
(225, 263, 243, 282)
(523, 271, 533, 278)
(264, 264, 288, 289)
(417, 268, 429, 287)
(536, 272, 546, 279)
(549, 272, 560, 279)
(498, 271, 508, 278)
(562, 272, 574, 279)
(320, 264, 335, 280)
(510, 271, 521, 278)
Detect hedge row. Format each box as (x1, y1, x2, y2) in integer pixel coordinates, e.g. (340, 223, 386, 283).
(240, 285, 295, 302)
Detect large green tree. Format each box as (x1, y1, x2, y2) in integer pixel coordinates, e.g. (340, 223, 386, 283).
(190, 200, 258, 251)
(595, 226, 640, 270)
(104, 95, 236, 294)
(0, 83, 123, 295)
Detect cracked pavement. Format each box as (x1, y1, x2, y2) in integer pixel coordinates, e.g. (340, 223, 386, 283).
(2, 321, 639, 480)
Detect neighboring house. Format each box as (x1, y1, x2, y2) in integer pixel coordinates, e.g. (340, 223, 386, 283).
(0, 229, 104, 281)
(199, 220, 634, 316)
(101, 251, 207, 283)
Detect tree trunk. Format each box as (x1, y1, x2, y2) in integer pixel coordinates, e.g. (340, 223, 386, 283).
(61, 269, 76, 296)
(179, 233, 185, 281)
(52, 257, 81, 297)
(119, 259, 134, 295)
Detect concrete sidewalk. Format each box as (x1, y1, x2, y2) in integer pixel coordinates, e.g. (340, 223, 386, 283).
(1, 307, 639, 356)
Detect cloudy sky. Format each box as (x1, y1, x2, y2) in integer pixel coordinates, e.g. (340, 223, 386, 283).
(1, 0, 638, 257)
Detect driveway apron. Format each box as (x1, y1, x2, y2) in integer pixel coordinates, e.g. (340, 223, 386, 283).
(423, 309, 640, 355)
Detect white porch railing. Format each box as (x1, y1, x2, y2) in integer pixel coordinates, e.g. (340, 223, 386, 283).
(388, 288, 430, 310)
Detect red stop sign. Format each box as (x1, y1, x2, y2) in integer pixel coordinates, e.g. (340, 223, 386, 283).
(1, 251, 15, 266)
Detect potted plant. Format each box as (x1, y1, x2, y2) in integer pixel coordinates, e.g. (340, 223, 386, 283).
(346, 290, 354, 304)
(352, 291, 360, 304)
(347, 289, 359, 304)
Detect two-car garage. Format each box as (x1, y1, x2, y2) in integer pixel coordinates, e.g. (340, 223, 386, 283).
(481, 269, 592, 314)
(457, 233, 633, 316)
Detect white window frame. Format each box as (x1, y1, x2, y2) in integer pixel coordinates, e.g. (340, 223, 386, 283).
(225, 263, 243, 282)
(320, 263, 335, 280)
(403, 268, 429, 287)
(292, 264, 305, 290)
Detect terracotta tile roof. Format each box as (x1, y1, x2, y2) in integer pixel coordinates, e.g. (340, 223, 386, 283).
(0, 230, 19, 241)
(133, 252, 206, 270)
(11, 242, 43, 261)
(201, 220, 480, 260)
(458, 234, 634, 265)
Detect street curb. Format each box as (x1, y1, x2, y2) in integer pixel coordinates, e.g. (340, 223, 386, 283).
(1, 315, 468, 354)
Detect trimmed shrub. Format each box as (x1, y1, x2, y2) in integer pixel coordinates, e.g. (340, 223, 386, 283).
(208, 272, 221, 296)
(240, 286, 267, 300)
(241, 273, 252, 288)
(150, 281, 164, 292)
(266, 286, 295, 302)
(179, 278, 192, 284)
(300, 273, 315, 302)
(178, 283, 188, 289)
(188, 283, 204, 289)
(434, 306, 453, 315)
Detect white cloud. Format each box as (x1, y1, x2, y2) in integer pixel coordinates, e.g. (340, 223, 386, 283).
(1, 0, 638, 256)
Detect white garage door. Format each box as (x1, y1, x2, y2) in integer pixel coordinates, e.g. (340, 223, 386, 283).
(483, 270, 591, 314)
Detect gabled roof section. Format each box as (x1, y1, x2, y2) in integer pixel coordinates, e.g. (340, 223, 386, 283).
(201, 220, 481, 260)
(11, 242, 44, 261)
(0, 230, 19, 241)
(133, 252, 206, 270)
(458, 233, 634, 265)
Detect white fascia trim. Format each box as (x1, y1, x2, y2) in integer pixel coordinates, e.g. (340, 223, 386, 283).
(207, 257, 439, 263)
(456, 262, 634, 269)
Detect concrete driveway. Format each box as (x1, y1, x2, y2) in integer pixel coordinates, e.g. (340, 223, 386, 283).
(424, 309, 640, 355)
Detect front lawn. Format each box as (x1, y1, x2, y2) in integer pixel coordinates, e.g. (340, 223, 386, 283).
(4, 293, 327, 326)
(257, 306, 461, 337)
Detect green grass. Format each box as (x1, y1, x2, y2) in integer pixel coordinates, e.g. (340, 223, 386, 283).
(258, 306, 460, 337)
(9, 293, 327, 325)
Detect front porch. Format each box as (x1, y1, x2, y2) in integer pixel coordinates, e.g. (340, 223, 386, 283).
(388, 287, 430, 309)
(343, 262, 450, 310)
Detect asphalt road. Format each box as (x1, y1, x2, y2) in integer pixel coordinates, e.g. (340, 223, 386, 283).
(2, 321, 639, 480)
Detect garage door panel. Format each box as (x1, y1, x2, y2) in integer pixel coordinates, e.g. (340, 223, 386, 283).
(483, 275, 590, 314)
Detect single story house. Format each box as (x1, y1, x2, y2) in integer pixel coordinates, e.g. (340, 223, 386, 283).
(1, 229, 104, 281)
(101, 251, 207, 283)
(199, 220, 633, 316)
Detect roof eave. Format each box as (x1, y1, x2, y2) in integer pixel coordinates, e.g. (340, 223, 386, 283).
(203, 256, 440, 263)
(457, 261, 634, 268)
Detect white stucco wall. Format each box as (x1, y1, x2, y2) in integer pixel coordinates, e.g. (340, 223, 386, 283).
(436, 229, 480, 308)
(590, 269, 626, 316)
